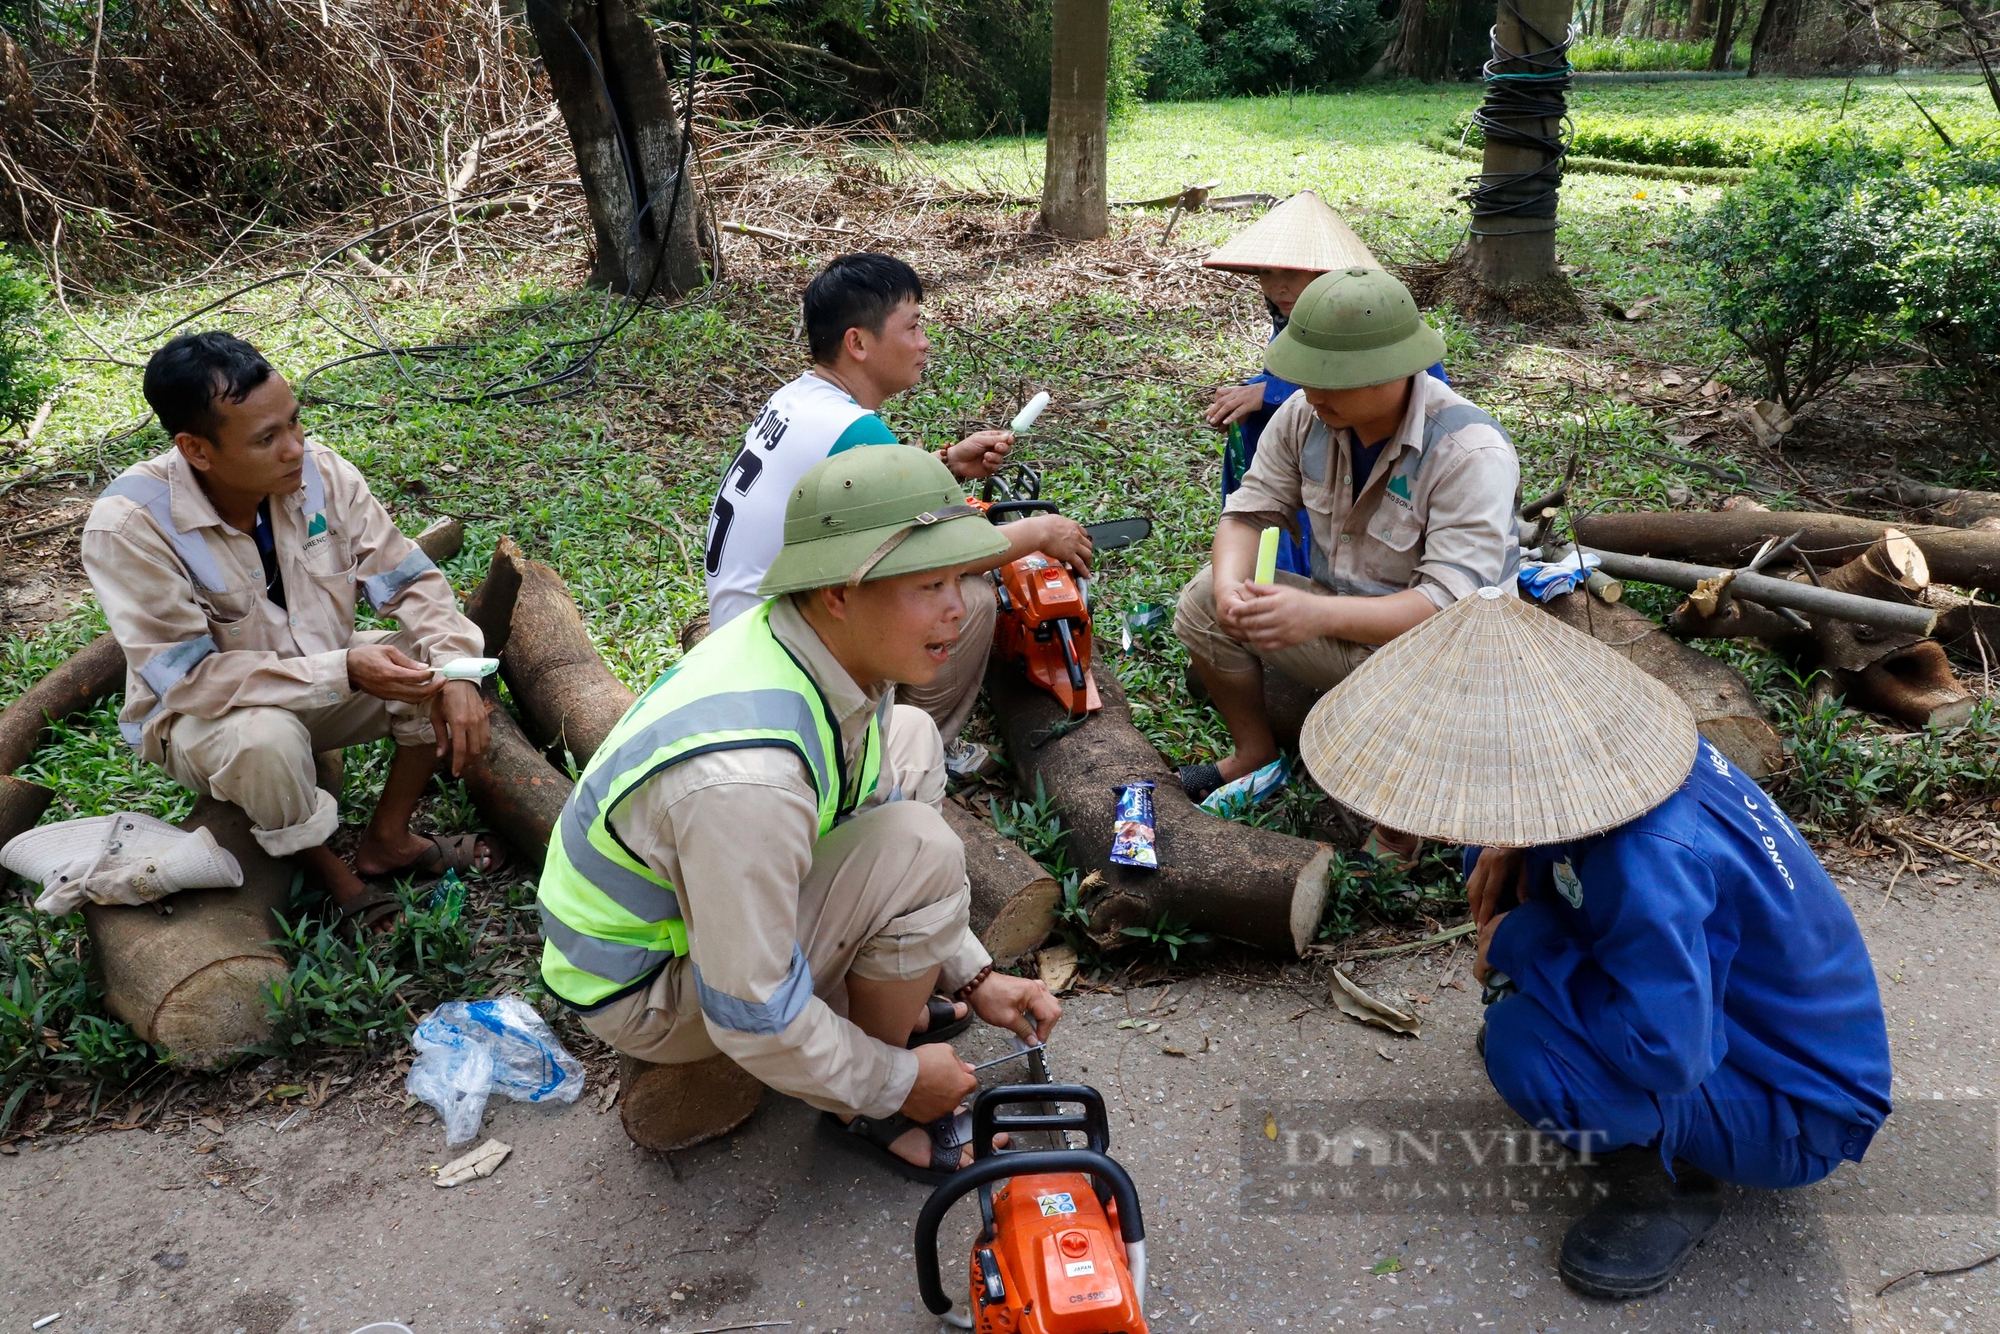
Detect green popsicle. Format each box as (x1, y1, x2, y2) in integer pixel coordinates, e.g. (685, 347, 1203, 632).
(1254, 526, 1279, 584)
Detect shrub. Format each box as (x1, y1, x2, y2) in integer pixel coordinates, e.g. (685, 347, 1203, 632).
(1145, 0, 1390, 100)
(1569, 36, 1748, 71)
(0, 250, 53, 431)
(1678, 141, 1901, 411)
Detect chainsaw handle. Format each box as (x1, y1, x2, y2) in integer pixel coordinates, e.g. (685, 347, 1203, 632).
(914, 1149, 1146, 1316)
(984, 499, 1060, 522)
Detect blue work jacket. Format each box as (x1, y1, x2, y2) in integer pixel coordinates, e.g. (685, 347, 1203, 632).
(1482, 739, 1893, 1163)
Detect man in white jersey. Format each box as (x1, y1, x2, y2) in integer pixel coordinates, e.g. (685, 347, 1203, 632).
(705, 253, 1092, 779)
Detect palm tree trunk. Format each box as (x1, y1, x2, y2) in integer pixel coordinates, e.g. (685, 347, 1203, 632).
(1042, 0, 1109, 239)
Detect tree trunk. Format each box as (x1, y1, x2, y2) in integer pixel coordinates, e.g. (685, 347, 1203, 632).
(1689, 0, 1714, 38)
(480, 537, 636, 767)
(1873, 477, 2000, 532)
(940, 801, 1060, 967)
(1574, 510, 2000, 595)
(1539, 590, 1788, 779)
(1707, 0, 1740, 67)
(1748, 0, 1804, 75)
(986, 663, 1332, 957)
(1042, 0, 1110, 240)
(84, 799, 293, 1067)
(0, 774, 52, 849)
(523, 0, 705, 297)
(462, 704, 574, 870)
(0, 632, 126, 775)
(1457, 0, 1582, 320)
(1385, 0, 1463, 80)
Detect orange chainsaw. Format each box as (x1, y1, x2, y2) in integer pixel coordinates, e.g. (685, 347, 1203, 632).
(915, 1084, 1149, 1334)
(976, 464, 1151, 718)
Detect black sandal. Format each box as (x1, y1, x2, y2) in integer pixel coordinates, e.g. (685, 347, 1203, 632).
(824, 1108, 970, 1186)
(908, 996, 972, 1048)
(1178, 762, 1223, 802)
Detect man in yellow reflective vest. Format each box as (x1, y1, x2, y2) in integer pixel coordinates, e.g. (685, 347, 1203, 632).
(538, 445, 1061, 1180)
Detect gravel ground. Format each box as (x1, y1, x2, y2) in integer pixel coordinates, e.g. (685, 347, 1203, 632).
(3, 850, 1996, 1334)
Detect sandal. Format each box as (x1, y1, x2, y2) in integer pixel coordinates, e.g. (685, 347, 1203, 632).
(359, 832, 509, 881)
(330, 886, 402, 937)
(1178, 762, 1224, 803)
(908, 996, 972, 1049)
(824, 1107, 971, 1186)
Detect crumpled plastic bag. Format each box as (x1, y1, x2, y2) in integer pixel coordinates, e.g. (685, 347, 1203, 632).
(405, 997, 585, 1144)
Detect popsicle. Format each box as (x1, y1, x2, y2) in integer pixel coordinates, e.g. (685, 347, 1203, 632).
(436, 656, 500, 682)
(1010, 391, 1051, 434)
(1253, 526, 1279, 585)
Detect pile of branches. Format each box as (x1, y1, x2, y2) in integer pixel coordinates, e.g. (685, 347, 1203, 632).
(0, 0, 538, 262)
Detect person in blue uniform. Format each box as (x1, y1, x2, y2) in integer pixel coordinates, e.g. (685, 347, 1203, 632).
(1201, 191, 1448, 578)
(1299, 586, 1892, 1302)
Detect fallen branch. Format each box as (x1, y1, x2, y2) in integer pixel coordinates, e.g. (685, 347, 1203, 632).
(1573, 546, 1939, 637)
(461, 704, 572, 869)
(0, 632, 125, 775)
(1867, 476, 2000, 532)
(1575, 510, 2000, 593)
(1877, 1247, 2000, 1297)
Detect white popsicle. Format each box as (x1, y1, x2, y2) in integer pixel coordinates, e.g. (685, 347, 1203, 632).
(1010, 391, 1051, 433)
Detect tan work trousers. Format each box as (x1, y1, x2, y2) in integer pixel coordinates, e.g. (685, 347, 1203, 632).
(1173, 564, 1374, 688)
(581, 800, 971, 1065)
(897, 572, 995, 743)
(160, 632, 436, 858)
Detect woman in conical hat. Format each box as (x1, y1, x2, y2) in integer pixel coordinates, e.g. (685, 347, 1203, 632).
(1297, 587, 1893, 1303)
(1200, 191, 1447, 579)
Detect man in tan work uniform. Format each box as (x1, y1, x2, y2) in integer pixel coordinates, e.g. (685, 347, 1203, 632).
(1174, 268, 1520, 864)
(538, 445, 1061, 1180)
(83, 332, 500, 931)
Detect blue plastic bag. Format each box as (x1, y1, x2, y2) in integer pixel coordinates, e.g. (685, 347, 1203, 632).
(406, 997, 585, 1144)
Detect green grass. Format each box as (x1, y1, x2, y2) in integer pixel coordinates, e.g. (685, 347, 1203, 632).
(1570, 36, 1748, 72)
(4, 75, 1997, 1107)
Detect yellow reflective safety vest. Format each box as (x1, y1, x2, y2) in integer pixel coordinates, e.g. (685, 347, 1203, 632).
(536, 602, 885, 1008)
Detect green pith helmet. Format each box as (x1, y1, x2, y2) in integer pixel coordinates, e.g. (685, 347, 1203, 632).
(1262, 267, 1447, 392)
(759, 445, 1008, 596)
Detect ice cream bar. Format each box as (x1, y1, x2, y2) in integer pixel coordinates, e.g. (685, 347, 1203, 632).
(1010, 391, 1051, 433)
(437, 657, 500, 682)
(1254, 526, 1280, 584)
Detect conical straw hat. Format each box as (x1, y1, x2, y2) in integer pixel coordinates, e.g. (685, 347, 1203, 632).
(1203, 191, 1380, 274)
(1299, 588, 1700, 848)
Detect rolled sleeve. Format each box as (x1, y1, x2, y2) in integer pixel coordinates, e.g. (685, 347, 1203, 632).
(1411, 438, 1519, 606)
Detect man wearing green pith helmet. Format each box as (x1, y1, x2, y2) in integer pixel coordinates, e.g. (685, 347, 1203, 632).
(1174, 266, 1521, 867)
(536, 445, 1061, 1181)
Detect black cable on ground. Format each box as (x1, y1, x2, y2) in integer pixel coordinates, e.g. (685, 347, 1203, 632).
(1463, 0, 1574, 237)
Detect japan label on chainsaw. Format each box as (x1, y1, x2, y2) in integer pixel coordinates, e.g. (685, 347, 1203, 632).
(915, 1084, 1150, 1334)
(975, 463, 1151, 718)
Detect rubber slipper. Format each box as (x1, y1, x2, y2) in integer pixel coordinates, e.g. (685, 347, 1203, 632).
(1178, 762, 1223, 802)
(331, 887, 402, 937)
(908, 996, 972, 1048)
(360, 832, 509, 881)
(823, 1108, 970, 1186)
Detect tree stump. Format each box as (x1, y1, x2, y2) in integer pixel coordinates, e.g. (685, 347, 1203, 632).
(939, 801, 1059, 967)
(986, 663, 1331, 957)
(617, 1051, 764, 1152)
(1540, 589, 1787, 779)
(83, 798, 293, 1067)
(1811, 532, 1974, 729)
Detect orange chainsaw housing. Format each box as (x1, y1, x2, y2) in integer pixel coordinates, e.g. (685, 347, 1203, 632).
(988, 554, 1101, 716)
(968, 1172, 1146, 1334)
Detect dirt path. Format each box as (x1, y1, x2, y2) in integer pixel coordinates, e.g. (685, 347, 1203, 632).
(4, 854, 1996, 1334)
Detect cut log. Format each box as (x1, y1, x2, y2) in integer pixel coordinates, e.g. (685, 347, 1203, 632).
(1813, 533, 1974, 729)
(0, 774, 53, 848)
(1575, 510, 2000, 592)
(486, 537, 635, 765)
(413, 516, 466, 564)
(1540, 590, 1787, 780)
(940, 800, 1059, 967)
(465, 534, 526, 660)
(985, 662, 1332, 957)
(617, 1051, 763, 1152)
(1931, 591, 2000, 670)
(0, 632, 124, 775)
(1871, 477, 2000, 532)
(461, 704, 574, 870)
(83, 798, 292, 1067)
